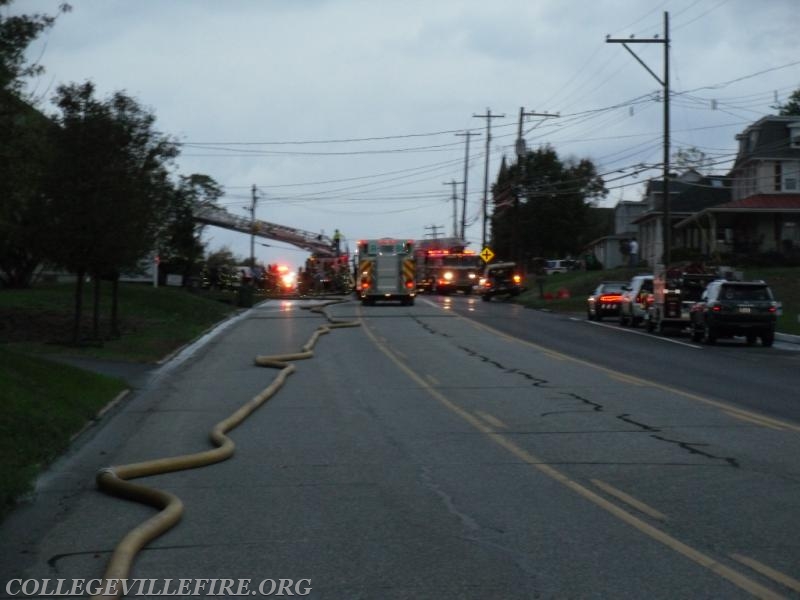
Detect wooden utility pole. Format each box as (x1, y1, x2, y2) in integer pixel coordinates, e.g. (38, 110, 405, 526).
(607, 12, 670, 264)
(515, 108, 559, 265)
(455, 130, 480, 240)
(248, 184, 258, 267)
(473, 109, 505, 249)
(443, 180, 462, 239)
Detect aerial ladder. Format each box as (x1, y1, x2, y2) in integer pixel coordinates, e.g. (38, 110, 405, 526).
(193, 205, 336, 257)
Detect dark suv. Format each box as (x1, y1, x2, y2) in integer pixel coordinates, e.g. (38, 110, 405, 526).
(480, 262, 523, 301)
(690, 280, 777, 346)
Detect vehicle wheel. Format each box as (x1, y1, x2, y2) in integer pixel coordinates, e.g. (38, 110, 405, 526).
(691, 326, 703, 343)
(746, 333, 757, 346)
(703, 324, 717, 345)
(761, 331, 774, 347)
(645, 317, 655, 333)
(587, 310, 594, 321)
(632, 316, 642, 328)
(595, 313, 603, 322)
(619, 313, 629, 326)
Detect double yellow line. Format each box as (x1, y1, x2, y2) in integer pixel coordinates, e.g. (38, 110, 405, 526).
(358, 308, 797, 599)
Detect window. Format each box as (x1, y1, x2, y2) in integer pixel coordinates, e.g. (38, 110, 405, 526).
(789, 123, 800, 149)
(781, 161, 799, 191)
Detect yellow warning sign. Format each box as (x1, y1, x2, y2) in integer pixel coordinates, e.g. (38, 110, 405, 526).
(480, 247, 495, 263)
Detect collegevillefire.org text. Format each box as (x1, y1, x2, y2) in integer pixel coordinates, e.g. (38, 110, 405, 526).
(5, 579, 312, 597)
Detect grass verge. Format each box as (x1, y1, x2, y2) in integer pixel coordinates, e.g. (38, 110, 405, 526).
(0, 347, 127, 519)
(517, 266, 800, 335)
(0, 282, 238, 519)
(0, 282, 238, 362)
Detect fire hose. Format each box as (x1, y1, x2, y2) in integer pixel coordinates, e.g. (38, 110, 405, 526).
(91, 301, 359, 599)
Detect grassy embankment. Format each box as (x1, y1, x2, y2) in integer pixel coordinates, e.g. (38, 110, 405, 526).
(516, 266, 800, 335)
(0, 283, 237, 517)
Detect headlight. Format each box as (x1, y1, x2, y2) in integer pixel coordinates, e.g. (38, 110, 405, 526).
(468, 273, 476, 279)
(443, 271, 454, 281)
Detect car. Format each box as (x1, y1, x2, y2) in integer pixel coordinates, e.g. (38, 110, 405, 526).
(480, 262, 523, 300)
(544, 259, 574, 275)
(689, 280, 778, 346)
(586, 281, 627, 321)
(619, 274, 653, 327)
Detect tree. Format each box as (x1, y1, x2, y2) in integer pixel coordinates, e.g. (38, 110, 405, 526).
(773, 88, 800, 116)
(45, 81, 178, 343)
(158, 174, 223, 286)
(0, 1, 69, 93)
(0, 1, 68, 287)
(672, 146, 712, 174)
(491, 145, 607, 263)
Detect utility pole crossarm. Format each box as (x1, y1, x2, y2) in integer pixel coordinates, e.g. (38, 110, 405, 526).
(606, 11, 672, 266)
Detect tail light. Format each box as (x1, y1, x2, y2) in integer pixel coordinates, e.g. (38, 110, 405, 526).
(513, 274, 522, 284)
(405, 281, 414, 289)
(768, 305, 777, 313)
(711, 304, 721, 312)
(361, 282, 370, 290)
(599, 294, 622, 302)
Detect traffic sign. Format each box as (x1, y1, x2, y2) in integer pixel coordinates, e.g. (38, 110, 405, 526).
(480, 247, 495, 263)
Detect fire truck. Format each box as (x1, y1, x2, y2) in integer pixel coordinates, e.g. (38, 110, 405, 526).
(414, 239, 480, 294)
(355, 238, 416, 306)
(646, 263, 723, 334)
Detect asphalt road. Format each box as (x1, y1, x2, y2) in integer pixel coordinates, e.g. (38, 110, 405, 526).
(1, 297, 798, 599)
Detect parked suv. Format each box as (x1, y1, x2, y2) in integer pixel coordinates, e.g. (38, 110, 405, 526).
(480, 262, 523, 300)
(690, 280, 777, 346)
(619, 275, 653, 327)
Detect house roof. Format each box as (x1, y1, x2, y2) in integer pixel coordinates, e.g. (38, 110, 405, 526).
(675, 193, 800, 229)
(713, 194, 800, 210)
(732, 116, 800, 169)
(634, 174, 731, 224)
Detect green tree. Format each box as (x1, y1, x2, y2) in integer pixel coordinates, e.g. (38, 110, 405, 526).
(0, 1, 68, 287)
(773, 88, 800, 116)
(0, 0, 69, 92)
(159, 174, 223, 286)
(491, 145, 607, 263)
(45, 81, 178, 343)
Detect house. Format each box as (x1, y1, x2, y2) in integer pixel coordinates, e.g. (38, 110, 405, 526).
(582, 201, 646, 268)
(632, 169, 731, 267)
(675, 116, 800, 259)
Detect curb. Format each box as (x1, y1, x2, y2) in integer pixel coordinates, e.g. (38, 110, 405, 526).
(776, 332, 800, 346)
(69, 389, 131, 443)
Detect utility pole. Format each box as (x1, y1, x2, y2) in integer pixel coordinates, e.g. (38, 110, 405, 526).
(455, 130, 480, 241)
(607, 11, 671, 265)
(443, 180, 462, 239)
(473, 108, 505, 249)
(424, 224, 444, 240)
(515, 108, 559, 264)
(248, 184, 258, 267)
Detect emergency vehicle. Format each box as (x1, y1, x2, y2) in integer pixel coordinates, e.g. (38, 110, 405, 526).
(646, 263, 722, 333)
(416, 246, 480, 294)
(356, 238, 416, 306)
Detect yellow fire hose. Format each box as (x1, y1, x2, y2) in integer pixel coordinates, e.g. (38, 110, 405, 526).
(91, 301, 359, 599)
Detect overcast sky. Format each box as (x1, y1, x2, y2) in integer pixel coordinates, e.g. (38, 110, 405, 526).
(9, 0, 800, 268)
